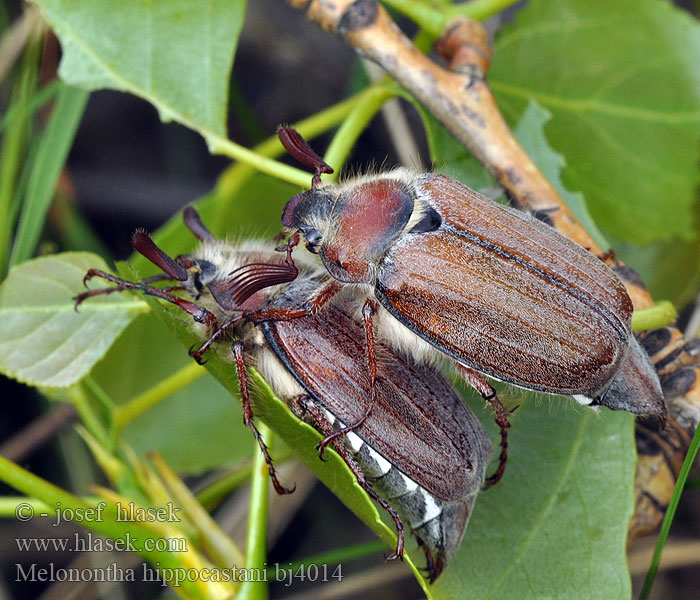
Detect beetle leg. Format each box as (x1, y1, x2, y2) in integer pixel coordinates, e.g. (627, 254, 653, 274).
(233, 341, 295, 495)
(189, 313, 246, 364)
(414, 535, 441, 584)
(306, 279, 343, 313)
(246, 279, 344, 324)
(315, 299, 378, 458)
(75, 269, 216, 327)
(456, 363, 510, 488)
(73, 272, 177, 307)
(293, 395, 405, 561)
(282, 231, 302, 268)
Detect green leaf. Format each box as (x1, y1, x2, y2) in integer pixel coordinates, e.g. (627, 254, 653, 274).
(33, 0, 247, 137)
(512, 101, 609, 249)
(435, 396, 635, 599)
(0, 253, 146, 388)
(424, 99, 608, 249)
(614, 236, 700, 308)
(490, 0, 700, 245)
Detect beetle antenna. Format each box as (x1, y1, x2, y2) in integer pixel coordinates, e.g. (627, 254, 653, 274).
(226, 262, 299, 306)
(183, 206, 215, 241)
(277, 125, 334, 188)
(131, 231, 189, 282)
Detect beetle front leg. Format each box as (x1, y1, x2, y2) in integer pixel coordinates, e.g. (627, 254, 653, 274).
(75, 269, 215, 328)
(456, 363, 510, 488)
(189, 313, 245, 364)
(233, 341, 295, 495)
(74, 272, 179, 307)
(246, 280, 344, 325)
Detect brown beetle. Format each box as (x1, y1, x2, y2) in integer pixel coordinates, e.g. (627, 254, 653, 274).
(75, 207, 492, 581)
(278, 127, 666, 446)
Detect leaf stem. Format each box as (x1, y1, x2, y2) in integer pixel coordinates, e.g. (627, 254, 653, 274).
(0, 495, 101, 517)
(237, 423, 272, 600)
(381, 0, 523, 37)
(82, 376, 117, 415)
(113, 362, 206, 431)
(208, 136, 312, 188)
(195, 463, 254, 508)
(68, 385, 110, 448)
(210, 84, 395, 197)
(324, 84, 398, 175)
(0, 455, 213, 600)
(631, 301, 677, 331)
(207, 84, 394, 227)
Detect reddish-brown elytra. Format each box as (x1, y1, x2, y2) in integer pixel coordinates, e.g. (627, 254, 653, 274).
(277, 126, 666, 437)
(75, 207, 492, 581)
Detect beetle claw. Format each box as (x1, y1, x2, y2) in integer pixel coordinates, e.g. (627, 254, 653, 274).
(188, 345, 207, 365)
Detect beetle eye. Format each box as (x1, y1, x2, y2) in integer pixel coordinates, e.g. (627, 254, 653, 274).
(305, 228, 323, 253)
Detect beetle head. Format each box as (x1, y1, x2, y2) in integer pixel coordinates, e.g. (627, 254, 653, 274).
(591, 335, 666, 426)
(282, 177, 414, 284)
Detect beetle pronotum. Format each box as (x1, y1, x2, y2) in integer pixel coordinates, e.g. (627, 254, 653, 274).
(75, 207, 492, 581)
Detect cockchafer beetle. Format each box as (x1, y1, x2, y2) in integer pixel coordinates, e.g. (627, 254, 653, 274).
(75, 207, 492, 581)
(277, 126, 666, 455)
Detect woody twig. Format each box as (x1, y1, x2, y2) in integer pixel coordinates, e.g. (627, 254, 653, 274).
(286, 0, 699, 545)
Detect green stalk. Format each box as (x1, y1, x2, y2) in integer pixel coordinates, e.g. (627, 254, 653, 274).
(632, 301, 677, 331)
(10, 84, 89, 267)
(68, 385, 110, 448)
(324, 84, 398, 175)
(207, 85, 388, 225)
(640, 425, 700, 599)
(208, 136, 311, 188)
(236, 424, 272, 600)
(114, 362, 206, 431)
(381, 0, 523, 37)
(0, 80, 60, 134)
(195, 464, 254, 508)
(0, 495, 100, 517)
(0, 455, 212, 600)
(0, 38, 41, 277)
